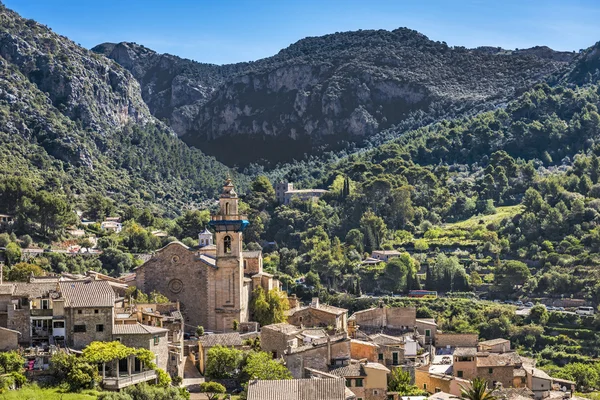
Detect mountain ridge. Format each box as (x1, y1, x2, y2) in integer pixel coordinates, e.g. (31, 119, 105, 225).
(93, 28, 577, 166)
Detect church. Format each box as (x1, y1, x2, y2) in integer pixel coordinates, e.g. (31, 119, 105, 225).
(133, 179, 280, 332)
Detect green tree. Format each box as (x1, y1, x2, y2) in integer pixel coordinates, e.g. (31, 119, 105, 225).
(360, 210, 387, 252)
(242, 351, 292, 381)
(196, 325, 205, 336)
(205, 345, 244, 379)
(176, 210, 210, 239)
(529, 305, 549, 325)
(4, 242, 22, 266)
(7, 262, 45, 281)
(388, 368, 426, 395)
(84, 193, 115, 221)
(199, 382, 226, 400)
(0, 351, 25, 374)
(494, 261, 531, 292)
(250, 287, 289, 326)
(460, 377, 496, 400)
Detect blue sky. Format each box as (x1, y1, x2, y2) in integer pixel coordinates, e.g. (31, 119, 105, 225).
(5, 0, 600, 65)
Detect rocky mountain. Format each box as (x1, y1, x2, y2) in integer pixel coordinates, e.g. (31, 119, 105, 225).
(0, 3, 243, 215)
(95, 29, 576, 166)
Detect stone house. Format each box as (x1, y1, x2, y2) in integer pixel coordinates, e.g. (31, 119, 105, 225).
(133, 179, 279, 333)
(478, 338, 511, 353)
(287, 298, 348, 332)
(415, 366, 471, 396)
(247, 376, 355, 400)
(435, 333, 478, 349)
(370, 250, 402, 262)
(476, 351, 523, 389)
(285, 334, 351, 379)
(261, 323, 302, 359)
(197, 332, 244, 375)
(330, 361, 390, 400)
(112, 323, 169, 371)
(369, 334, 405, 367)
(350, 339, 380, 363)
(0, 326, 20, 350)
(60, 280, 117, 349)
(349, 306, 436, 344)
(1, 282, 64, 346)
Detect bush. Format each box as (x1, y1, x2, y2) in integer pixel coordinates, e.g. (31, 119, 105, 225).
(19, 234, 33, 248)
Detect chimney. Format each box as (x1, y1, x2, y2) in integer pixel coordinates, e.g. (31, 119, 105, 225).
(327, 336, 332, 366)
(311, 297, 319, 308)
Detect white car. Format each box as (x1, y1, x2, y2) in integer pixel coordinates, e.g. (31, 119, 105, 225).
(576, 306, 595, 316)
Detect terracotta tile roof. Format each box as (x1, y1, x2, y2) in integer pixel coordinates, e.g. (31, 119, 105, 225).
(454, 347, 477, 357)
(0, 284, 15, 295)
(198, 332, 243, 348)
(479, 338, 511, 346)
(59, 280, 115, 307)
(113, 323, 168, 335)
(198, 254, 216, 268)
(369, 333, 403, 346)
(330, 363, 365, 377)
(476, 352, 522, 367)
(242, 250, 262, 258)
(293, 304, 347, 316)
(262, 323, 301, 334)
(246, 378, 350, 400)
(13, 282, 58, 298)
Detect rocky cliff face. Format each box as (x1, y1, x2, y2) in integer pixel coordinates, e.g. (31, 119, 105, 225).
(0, 4, 240, 213)
(96, 29, 576, 166)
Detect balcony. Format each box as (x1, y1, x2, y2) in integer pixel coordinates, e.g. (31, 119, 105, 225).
(30, 309, 53, 317)
(210, 214, 248, 221)
(102, 370, 157, 390)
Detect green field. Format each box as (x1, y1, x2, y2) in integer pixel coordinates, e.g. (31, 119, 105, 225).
(445, 205, 523, 230)
(0, 386, 100, 400)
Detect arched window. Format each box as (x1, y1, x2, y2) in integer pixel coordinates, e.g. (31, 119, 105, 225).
(225, 202, 230, 215)
(224, 235, 232, 254)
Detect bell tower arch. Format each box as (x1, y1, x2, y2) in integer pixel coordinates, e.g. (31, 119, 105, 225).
(208, 178, 249, 331)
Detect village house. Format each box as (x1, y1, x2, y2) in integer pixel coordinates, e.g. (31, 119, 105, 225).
(112, 323, 169, 371)
(197, 332, 244, 374)
(329, 360, 391, 400)
(348, 305, 437, 345)
(287, 297, 348, 332)
(275, 181, 329, 205)
(370, 250, 402, 262)
(101, 219, 123, 233)
(247, 376, 355, 400)
(261, 322, 303, 359)
(285, 333, 351, 379)
(478, 338, 511, 353)
(132, 179, 280, 332)
(0, 214, 14, 225)
(0, 326, 20, 350)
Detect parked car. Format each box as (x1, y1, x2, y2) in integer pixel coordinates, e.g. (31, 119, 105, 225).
(515, 301, 524, 306)
(576, 306, 595, 316)
(547, 306, 555, 311)
(525, 302, 534, 307)
(557, 307, 565, 311)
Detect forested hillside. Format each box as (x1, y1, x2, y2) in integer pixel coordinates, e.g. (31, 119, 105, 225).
(96, 30, 575, 166)
(0, 3, 245, 222)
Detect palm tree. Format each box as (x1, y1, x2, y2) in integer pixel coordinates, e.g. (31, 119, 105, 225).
(460, 377, 497, 400)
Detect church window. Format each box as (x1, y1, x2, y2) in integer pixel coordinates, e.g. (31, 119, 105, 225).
(225, 202, 230, 215)
(224, 236, 232, 254)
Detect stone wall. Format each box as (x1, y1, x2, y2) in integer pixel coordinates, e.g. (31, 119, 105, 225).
(288, 307, 341, 330)
(350, 340, 379, 362)
(351, 307, 417, 330)
(435, 333, 478, 348)
(260, 324, 300, 358)
(477, 366, 514, 389)
(134, 243, 210, 331)
(285, 339, 351, 379)
(118, 331, 169, 371)
(0, 327, 19, 350)
(65, 306, 113, 349)
(7, 307, 30, 344)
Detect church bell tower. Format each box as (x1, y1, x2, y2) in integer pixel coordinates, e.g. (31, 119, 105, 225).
(208, 178, 249, 331)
